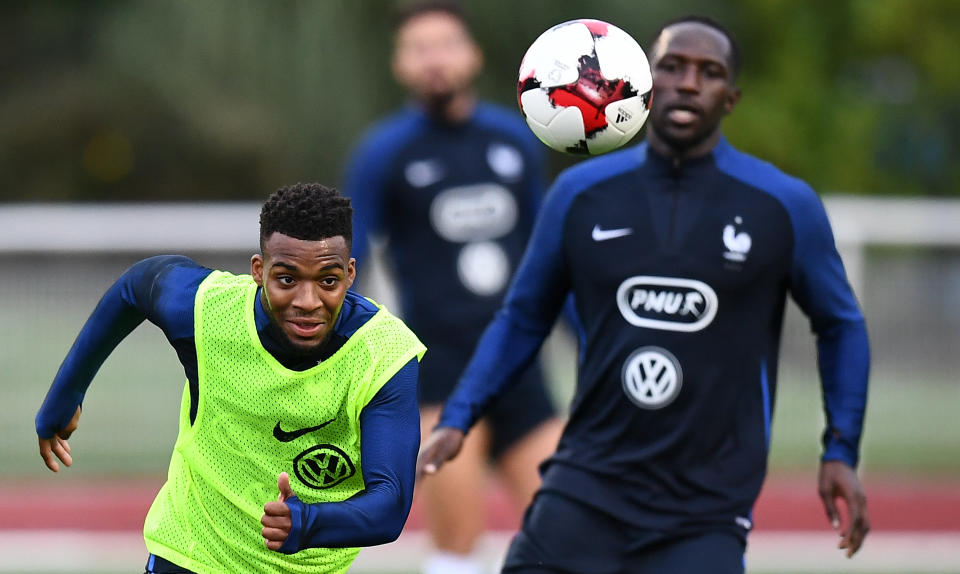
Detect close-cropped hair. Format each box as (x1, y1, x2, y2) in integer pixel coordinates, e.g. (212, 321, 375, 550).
(259, 183, 353, 250)
(394, 0, 472, 35)
(649, 15, 741, 81)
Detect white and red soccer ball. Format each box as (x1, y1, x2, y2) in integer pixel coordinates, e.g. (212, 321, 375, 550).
(517, 19, 653, 155)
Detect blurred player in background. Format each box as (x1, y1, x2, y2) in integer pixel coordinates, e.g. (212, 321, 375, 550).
(342, 2, 563, 573)
(36, 184, 425, 574)
(419, 15, 871, 574)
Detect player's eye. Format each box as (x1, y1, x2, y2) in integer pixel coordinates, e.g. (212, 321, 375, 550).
(656, 59, 679, 73)
(704, 65, 726, 79)
(277, 276, 295, 286)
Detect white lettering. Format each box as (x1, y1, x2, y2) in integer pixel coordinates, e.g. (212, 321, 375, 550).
(644, 291, 666, 313)
(682, 292, 704, 317)
(663, 292, 683, 314)
(616, 276, 719, 333)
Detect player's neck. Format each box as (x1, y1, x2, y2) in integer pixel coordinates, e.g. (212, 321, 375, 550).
(423, 90, 476, 125)
(647, 128, 722, 163)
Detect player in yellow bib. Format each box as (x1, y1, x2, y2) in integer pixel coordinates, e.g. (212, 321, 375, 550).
(36, 184, 426, 573)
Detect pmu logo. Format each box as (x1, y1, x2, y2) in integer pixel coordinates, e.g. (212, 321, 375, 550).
(616, 276, 718, 332)
(293, 444, 356, 490)
(429, 183, 518, 243)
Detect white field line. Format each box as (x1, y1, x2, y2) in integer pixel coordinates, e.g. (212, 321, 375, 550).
(0, 530, 957, 573)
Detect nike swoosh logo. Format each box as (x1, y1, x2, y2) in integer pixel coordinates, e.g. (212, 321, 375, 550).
(273, 418, 336, 442)
(591, 225, 633, 241)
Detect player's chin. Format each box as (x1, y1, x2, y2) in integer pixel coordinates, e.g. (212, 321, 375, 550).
(289, 339, 326, 356)
(657, 123, 708, 151)
(282, 329, 328, 354)
(420, 88, 454, 106)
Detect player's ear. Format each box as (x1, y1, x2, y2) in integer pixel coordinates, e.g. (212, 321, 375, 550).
(251, 254, 264, 286)
(723, 85, 741, 115)
(390, 52, 402, 84)
(390, 36, 411, 89)
(469, 41, 484, 76)
(346, 258, 356, 290)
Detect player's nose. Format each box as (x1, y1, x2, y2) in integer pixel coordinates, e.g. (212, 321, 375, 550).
(677, 63, 701, 93)
(292, 284, 324, 312)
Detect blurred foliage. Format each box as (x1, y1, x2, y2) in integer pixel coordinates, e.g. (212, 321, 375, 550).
(1, 0, 957, 201)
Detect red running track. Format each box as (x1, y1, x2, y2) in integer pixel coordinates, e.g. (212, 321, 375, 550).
(2, 474, 958, 532)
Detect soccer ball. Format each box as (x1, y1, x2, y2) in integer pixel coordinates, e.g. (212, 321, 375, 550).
(517, 19, 653, 155)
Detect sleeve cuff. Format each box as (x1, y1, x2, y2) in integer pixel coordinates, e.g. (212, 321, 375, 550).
(821, 431, 859, 468)
(277, 496, 306, 555)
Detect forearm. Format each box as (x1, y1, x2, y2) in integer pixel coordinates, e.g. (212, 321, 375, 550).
(35, 279, 146, 438)
(439, 309, 550, 431)
(818, 319, 870, 466)
(35, 255, 206, 438)
(439, 181, 570, 431)
(278, 359, 420, 551)
(281, 482, 411, 550)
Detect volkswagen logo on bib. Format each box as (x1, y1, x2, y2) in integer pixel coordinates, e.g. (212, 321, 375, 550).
(621, 346, 682, 409)
(293, 444, 356, 490)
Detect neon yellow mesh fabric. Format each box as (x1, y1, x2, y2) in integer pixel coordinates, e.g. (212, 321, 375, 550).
(144, 271, 425, 574)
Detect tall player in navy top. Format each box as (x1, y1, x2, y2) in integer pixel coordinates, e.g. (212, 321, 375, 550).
(419, 16, 871, 574)
(343, 3, 562, 574)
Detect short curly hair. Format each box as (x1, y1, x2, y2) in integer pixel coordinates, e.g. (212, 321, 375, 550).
(259, 183, 353, 251)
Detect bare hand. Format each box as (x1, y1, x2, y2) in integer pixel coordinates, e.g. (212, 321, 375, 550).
(38, 406, 81, 472)
(262, 472, 296, 551)
(416, 427, 465, 479)
(818, 460, 870, 557)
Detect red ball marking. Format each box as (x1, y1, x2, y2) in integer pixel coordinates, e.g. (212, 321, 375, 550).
(517, 69, 539, 108)
(548, 67, 631, 136)
(549, 88, 608, 135)
(580, 19, 610, 37)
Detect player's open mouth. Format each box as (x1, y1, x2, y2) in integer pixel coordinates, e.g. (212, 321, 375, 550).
(666, 106, 700, 126)
(288, 320, 324, 337)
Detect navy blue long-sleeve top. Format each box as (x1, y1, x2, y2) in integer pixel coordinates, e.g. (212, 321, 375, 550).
(439, 138, 870, 534)
(343, 103, 548, 376)
(36, 256, 419, 550)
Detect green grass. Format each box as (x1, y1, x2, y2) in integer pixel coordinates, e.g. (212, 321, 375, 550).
(769, 369, 960, 475)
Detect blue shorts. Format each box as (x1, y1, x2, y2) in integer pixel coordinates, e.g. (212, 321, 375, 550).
(501, 492, 746, 574)
(144, 554, 193, 574)
(420, 351, 556, 460)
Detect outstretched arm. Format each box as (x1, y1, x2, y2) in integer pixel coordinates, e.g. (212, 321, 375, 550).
(35, 255, 210, 470)
(262, 358, 420, 551)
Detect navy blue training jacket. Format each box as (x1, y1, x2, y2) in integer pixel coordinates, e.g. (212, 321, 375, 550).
(440, 138, 870, 534)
